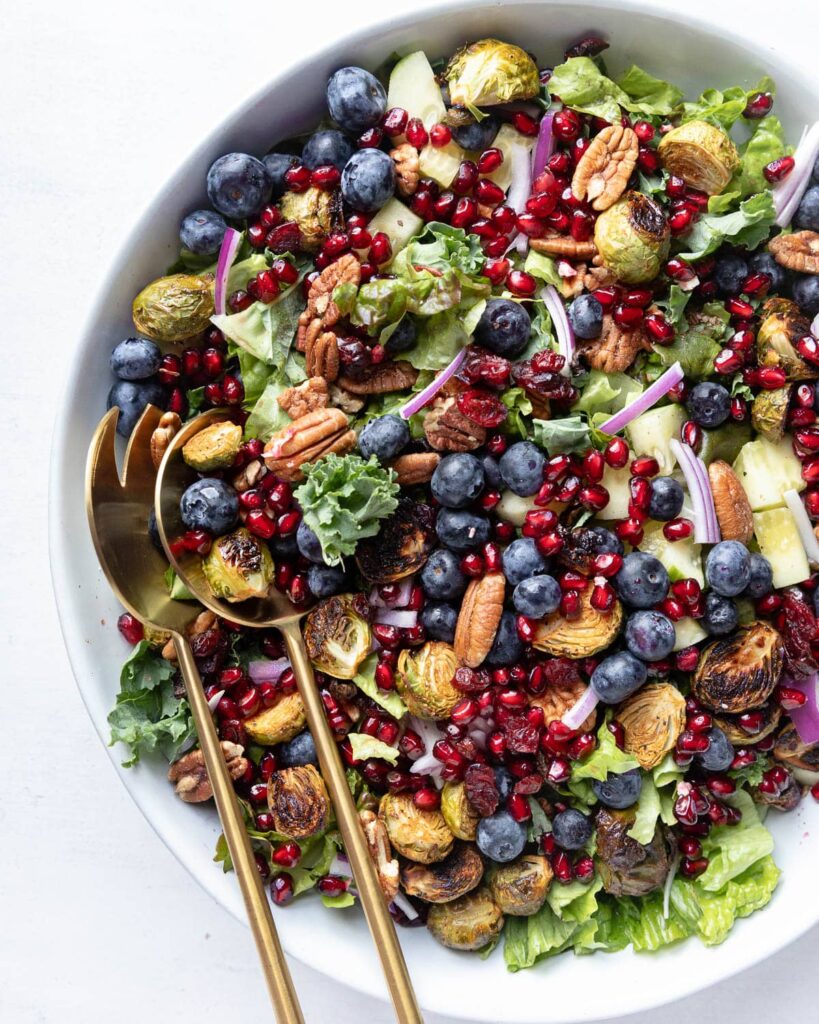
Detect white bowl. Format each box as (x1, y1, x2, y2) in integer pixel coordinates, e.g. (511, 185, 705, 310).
(50, 2, 819, 1020)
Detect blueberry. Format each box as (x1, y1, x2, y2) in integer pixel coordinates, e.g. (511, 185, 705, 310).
(270, 533, 298, 558)
(501, 537, 548, 586)
(475, 809, 527, 863)
(648, 476, 684, 522)
(481, 454, 502, 490)
(358, 414, 410, 462)
(279, 731, 318, 768)
(713, 254, 749, 296)
(687, 381, 731, 428)
(385, 316, 417, 354)
(592, 769, 643, 810)
(551, 809, 592, 851)
(702, 591, 739, 635)
(307, 563, 346, 598)
(431, 453, 485, 508)
(706, 540, 751, 597)
(451, 115, 500, 151)
(589, 526, 623, 556)
(179, 478, 239, 535)
(421, 548, 467, 600)
(616, 552, 669, 608)
(625, 610, 676, 662)
(568, 294, 603, 340)
(791, 275, 819, 315)
(435, 509, 491, 553)
(148, 508, 163, 552)
(513, 575, 561, 617)
(494, 767, 514, 802)
(795, 185, 819, 232)
(301, 129, 354, 171)
(341, 148, 395, 212)
(499, 441, 546, 497)
(421, 602, 458, 642)
(109, 337, 161, 381)
(206, 153, 271, 219)
(749, 251, 787, 293)
(694, 727, 734, 773)
(486, 611, 525, 666)
(474, 298, 531, 357)
(327, 66, 387, 132)
(297, 521, 325, 563)
(591, 651, 648, 703)
(262, 152, 299, 199)
(178, 210, 227, 256)
(106, 379, 165, 437)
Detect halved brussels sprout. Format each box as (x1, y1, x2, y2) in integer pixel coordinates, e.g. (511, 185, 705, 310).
(594, 191, 670, 284)
(486, 854, 552, 916)
(618, 682, 686, 769)
(714, 701, 782, 746)
(280, 186, 343, 251)
(244, 692, 307, 745)
(202, 527, 274, 602)
(378, 791, 454, 864)
(132, 273, 214, 343)
(303, 594, 372, 679)
(773, 722, 819, 772)
(692, 621, 784, 713)
(595, 807, 673, 897)
(400, 842, 484, 903)
(445, 39, 539, 108)
(355, 499, 435, 584)
(751, 386, 793, 443)
(182, 421, 243, 472)
(426, 886, 505, 951)
(267, 764, 330, 839)
(657, 120, 739, 195)
(756, 299, 818, 381)
(396, 641, 461, 719)
(441, 781, 480, 841)
(532, 588, 623, 658)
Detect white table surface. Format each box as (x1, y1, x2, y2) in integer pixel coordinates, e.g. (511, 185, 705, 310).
(3, 0, 817, 1020)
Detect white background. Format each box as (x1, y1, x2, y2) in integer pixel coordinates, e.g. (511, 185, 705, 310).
(2, 0, 817, 1021)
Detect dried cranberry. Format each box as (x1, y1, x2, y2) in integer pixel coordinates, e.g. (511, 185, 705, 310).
(504, 714, 541, 754)
(459, 346, 511, 388)
(512, 350, 576, 403)
(780, 592, 819, 676)
(463, 763, 500, 817)
(457, 388, 508, 428)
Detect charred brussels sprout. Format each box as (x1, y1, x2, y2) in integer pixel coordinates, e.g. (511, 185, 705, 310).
(594, 807, 673, 897)
(303, 594, 372, 679)
(280, 186, 343, 251)
(396, 641, 461, 719)
(618, 682, 686, 769)
(486, 854, 553, 916)
(445, 39, 539, 108)
(379, 791, 454, 864)
(773, 723, 819, 772)
(756, 299, 818, 381)
(594, 192, 670, 284)
(355, 499, 435, 584)
(691, 621, 784, 713)
(441, 781, 480, 841)
(714, 701, 782, 746)
(202, 527, 274, 602)
(426, 886, 505, 951)
(132, 274, 214, 343)
(267, 764, 330, 839)
(751, 386, 793, 443)
(657, 120, 739, 195)
(182, 421, 243, 472)
(244, 692, 306, 745)
(400, 842, 484, 903)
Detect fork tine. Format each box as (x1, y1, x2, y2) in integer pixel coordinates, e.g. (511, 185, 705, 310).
(86, 407, 124, 494)
(122, 404, 164, 489)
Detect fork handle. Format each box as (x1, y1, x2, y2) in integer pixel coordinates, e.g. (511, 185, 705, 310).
(175, 633, 305, 1024)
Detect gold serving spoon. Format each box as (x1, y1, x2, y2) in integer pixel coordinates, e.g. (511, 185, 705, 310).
(155, 407, 423, 1024)
(86, 405, 305, 1023)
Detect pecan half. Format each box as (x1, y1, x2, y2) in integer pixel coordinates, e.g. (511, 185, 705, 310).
(390, 451, 441, 485)
(708, 460, 753, 543)
(578, 314, 651, 373)
(305, 330, 340, 382)
(769, 231, 819, 274)
(359, 809, 399, 901)
(454, 573, 506, 668)
(150, 411, 182, 469)
(572, 124, 639, 211)
(337, 360, 419, 394)
(530, 235, 598, 259)
(424, 395, 486, 452)
(296, 253, 361, 351)
(263, 407, 356, 481)
(277, 376, 329, 419)
(167, 741, 248, 803)
(390, 143, 420, 197)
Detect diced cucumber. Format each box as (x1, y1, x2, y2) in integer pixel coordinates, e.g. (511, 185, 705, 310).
(419, 141, 465, 187)
(753, 507, 811, 588)
(625, 404, 686, 475)
(364, 198, 423, 257)
(639, 522, 704, 585)
(484, 124, 535, 191)
(699, 421, 753, 466)
(733, 437, 805, 511)
(595, 464, 631, 520)
(387, 51, 447, 129)
(496, 490, 539, 526)
(673, 617, 708, 652)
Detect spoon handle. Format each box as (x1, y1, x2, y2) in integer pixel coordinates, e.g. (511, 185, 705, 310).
(281, 622, 423, 1024)
(175, 633, 305, 1024)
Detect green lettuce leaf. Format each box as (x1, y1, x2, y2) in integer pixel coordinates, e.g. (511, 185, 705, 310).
(626, 776, 662, 844)
(699, 791, 774, 890)
(501, 387, 533, 437)
(347, 732, 400, 765)
(397, 221, 487, 277)
(677, 190, 776, 260)
(615, 65, 684, 116)
(212, 285, 303, 369)
(532, 416, 592, 455)
(321, 892, 356, 909)
(352, 653, 408, 719)
(651, 326, 723, 379)
(681, 76, 775, 130)
(548, 59, 682, 124)
(733, 116, 788, 198)
(404, 309, 469, 371)
(654, 284, 692, 326)
(695, 855, 780, 944)
(572, 719, 640, 782)
(572, 370, 642, 417)
(523, 249, 563, 287)
(504, 878, 603, 970)
(243, 377, 291, 441)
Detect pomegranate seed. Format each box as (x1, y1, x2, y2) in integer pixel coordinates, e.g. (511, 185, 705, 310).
(484, 258, 510, 285)
(405, 118, 428, 148)
(460, 552, 484, 577)
(270, 874, 294, 905)
(357, 127, 383, 148)
(491, 205, 517, 233)
(737, 710, 764, 735)
(506, 270, 537, 297)
(633, 120, 655, 142)
(593, 552, 622, 578)
(791, 408, 818, 429)
(615, 518, 644, 544)
(311, 164, 341, 190)
(725, 296, 754, 319)
(578, 484, 609, 511)
(574, 855, 595, 883)
(451, 160, 479, 195)
(372, 623, 401, 648)
(560, 590, 582, 618)
(811, 782, 819, 802)
(714, 348, 744, 375)
(478, 147, 504, 173)
(430, 123, 452, 147)
(512, 111, 539, 136)
(284, 164, 311, 191)
(547, 758, 571, 785)
(681, 857, 709, 879)
(637, 146, 660, 174)
(744, 91, 773, 118)
(526, 191, 559, 218)
(644, 312, 675, 344)
(797, 335, 819, 366)
(706, 775, 736, 797)
(592, 285, 619, 309)
(369, 232, 392, 265)
(607, 720, 626, 749)
(117, 613, 144, 645)
(629, 476, 652, 513)
(451, 197, 478, 229)
(483, 541, 502, 572)
(631, 455, 660, 478)
(604, 437, 630, 468)
(553, 109, 582, 140)
(245, 509, 277, 540)
(583, 449, 605, 483)
(374, 662, 395, 691)
(552, 850, 574, 883)
(507, 793, 532, 823)
(482, 235, 508, 257)
(681, 420, 702, 452)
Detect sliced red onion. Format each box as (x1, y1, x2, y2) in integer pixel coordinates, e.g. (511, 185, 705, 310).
(670, 439, 720, 544)
(678, 275, 700, 293)
(391, 891, 419, 921)
(663, 851, 681, 920)
(531, 111, 555, 180)
(812, 312, 819, 340)
(561, 685, 600, 730)
(374, 609, 418, 629)
(557, 260, 576, 278)
(369, 578, 415, 609)
(783, 672, 819, 744)
(784, 488, 819, 564)
(248, 657, 290, 684)
(408, 715, 445, 785)
(507, 143, 533, 256)
(399, 347, 468, 419)
(599, 362, 684, 436)
(214, 227, 242, 315)
(774, 121, 819, 227)
(541, 285, 575, 375)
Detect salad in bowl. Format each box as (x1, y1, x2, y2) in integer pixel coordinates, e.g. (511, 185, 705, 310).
(103, 32, 819, 972)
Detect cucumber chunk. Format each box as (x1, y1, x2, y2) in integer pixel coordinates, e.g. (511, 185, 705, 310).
(753, 507, 811, 588)
(733, 437, 804, 512)
(387, 51, 447, 129)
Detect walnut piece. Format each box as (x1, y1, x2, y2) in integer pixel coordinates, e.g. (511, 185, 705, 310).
(578, 314, 651, 373)
(769, 231, 819, 274)
(167, 741, 248, 803)
(277, 376, 329, 419)
(328, 383, 365, 414)
(337, 360, 419, 394)
(571, 124, 639, 211)
(305, 330, 340, 382)
(359, 809, 399, 901)
(296, 253, 361, 352)
(454, 574, 506, 668)
(161, 610, 217, 663)
(530, 235, 598, 259)
(391, 451, 441, 485)
(559, 263, 587, 299)
(390, 143, 420, 197)
(150, 411, 182, 469)
(231, 457, 267, 493)
(708, 460, 753, 544)
(424, 395, 486, 452)
(263, 407, 356, 482)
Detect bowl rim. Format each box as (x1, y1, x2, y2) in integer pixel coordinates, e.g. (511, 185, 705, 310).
(48, 1, 819, 1019)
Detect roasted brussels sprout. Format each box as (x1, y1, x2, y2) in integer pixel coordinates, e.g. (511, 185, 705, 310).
(714, 701, 782, 745)
(751, 386, 793, 443)
(303, 594, 372, 679)
(440, 781, 480, 841)
(396, 641, 461, 719)
(532, 588, 623, 658)
(182, 421, 243, 472)
(773, 723, 819, 772)
(267, 764, 330, 839)
(445, 39, 539, 108)
(244, 692, 307, 745)
(691, 621, 784, 713)
(280, 186, 343, 251)
(754, 774, 803, 812)
(355, 499, 435, 584)
(400, 842, 484, 903)
(593, 191, 670, 284)
(202, 527, 274, 602)
(486, 854, 553, 916)
(618, 682, 686, 769)
(132, 274, 214, 343)
(756, 299, 819, 381)
(426, 886, 505, 951)
(379, 791, 454, 864)
(657, 119, 739, 195)
(594, 807, 673, 897)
